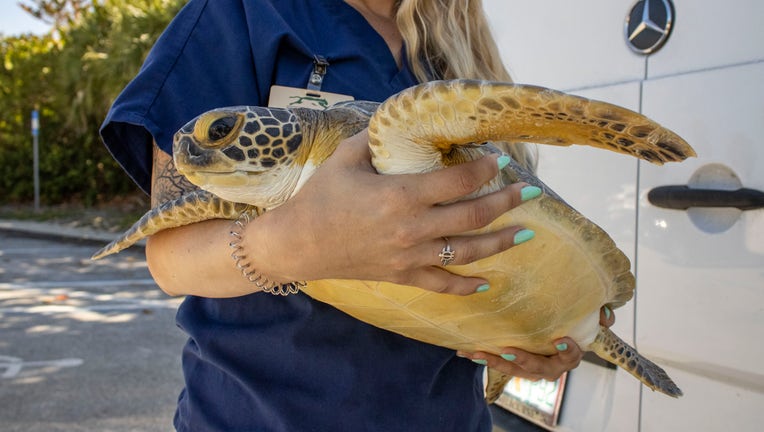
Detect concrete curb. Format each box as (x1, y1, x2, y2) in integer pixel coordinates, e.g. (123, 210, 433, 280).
(0, 219, 145, 247)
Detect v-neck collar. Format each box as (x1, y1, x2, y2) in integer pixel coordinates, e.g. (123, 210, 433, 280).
(323, 0, 412, 81)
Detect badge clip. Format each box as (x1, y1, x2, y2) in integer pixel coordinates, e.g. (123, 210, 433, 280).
(307, 55, 329, 92)
(268, 55, 353, 109)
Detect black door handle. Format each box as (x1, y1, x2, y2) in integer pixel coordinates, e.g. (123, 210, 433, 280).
(648, 186, 764, 211)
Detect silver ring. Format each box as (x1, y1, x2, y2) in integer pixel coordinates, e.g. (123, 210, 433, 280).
(438, 237, 456, 266)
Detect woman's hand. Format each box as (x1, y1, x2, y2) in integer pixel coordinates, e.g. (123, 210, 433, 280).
(244, 129, 540, 295)
(457, 306, 616, 381)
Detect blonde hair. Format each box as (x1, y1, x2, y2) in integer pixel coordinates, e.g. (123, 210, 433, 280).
(395, 0, 537, 171)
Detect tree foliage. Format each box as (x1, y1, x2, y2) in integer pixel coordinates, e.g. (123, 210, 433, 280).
(18, 0, 91, 28)
(1, 0, 185, 205)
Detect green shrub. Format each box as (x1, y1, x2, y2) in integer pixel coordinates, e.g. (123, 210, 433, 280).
(0, 0, 185, 205)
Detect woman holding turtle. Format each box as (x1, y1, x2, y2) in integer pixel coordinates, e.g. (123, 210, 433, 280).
(101, 0, 614, 430)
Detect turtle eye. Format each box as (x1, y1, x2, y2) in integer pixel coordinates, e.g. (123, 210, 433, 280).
(208, 115, 238, 141)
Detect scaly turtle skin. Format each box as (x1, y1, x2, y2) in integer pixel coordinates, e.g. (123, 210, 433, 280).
(93, 80, 694, 401)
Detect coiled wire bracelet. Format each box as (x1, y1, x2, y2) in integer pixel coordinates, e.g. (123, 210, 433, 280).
(228, 211, 306, 296)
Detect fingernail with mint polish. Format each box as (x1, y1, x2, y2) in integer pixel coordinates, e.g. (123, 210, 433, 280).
(472, 359, 488, 366)
(497, 155, 511, 170)
(513, 229, 535, 245)
(556, 342, 568, 352)
(521, 185, 542, 201)
(604, 305, 612, 321)
(500, 354, 517, 362)
(475, 284, 490, 293)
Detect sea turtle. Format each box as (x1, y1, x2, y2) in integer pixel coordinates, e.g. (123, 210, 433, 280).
(93, 80, 694, 401)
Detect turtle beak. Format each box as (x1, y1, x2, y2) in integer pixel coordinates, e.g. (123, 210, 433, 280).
(174, 135, 235, 177)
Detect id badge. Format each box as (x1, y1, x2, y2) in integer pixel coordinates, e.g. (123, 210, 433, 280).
(268, 85, 354, 109)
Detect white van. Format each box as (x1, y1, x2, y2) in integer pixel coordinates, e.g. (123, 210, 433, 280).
(484, 1, 764, 431)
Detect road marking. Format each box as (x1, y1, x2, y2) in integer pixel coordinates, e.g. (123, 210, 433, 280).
(0, 355, 84, 379)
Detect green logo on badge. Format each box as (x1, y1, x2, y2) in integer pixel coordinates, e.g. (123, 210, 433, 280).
(288, 95, 329, 109)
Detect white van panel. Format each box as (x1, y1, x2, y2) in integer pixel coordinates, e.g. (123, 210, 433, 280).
(484, 0, 644, 90)
(647, 0, 764, 78)
(483, 1, 764, 430)
(638, 62, 764, 431)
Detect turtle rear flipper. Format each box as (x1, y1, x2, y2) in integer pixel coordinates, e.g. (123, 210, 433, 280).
(91, 190, 253, 260)
(591, 326, 682, 397)
(485, 368, 511, 404)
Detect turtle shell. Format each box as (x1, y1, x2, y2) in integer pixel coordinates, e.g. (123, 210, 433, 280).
(303, 171, 633, 356)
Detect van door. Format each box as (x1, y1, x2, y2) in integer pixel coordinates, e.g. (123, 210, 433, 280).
(635, 0, 764, 429)
(485, 0, 764, 431)
(637, 62, 764, 431)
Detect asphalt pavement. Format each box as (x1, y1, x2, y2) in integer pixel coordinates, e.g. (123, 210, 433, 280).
(0, 220, 185, 432)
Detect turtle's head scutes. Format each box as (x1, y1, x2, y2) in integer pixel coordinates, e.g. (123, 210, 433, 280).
(173, 106, 305, 208)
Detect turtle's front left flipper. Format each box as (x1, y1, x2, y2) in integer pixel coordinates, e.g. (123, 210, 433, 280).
(91, 191, 253, 260)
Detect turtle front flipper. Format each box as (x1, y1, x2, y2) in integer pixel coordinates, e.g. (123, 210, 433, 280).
(91, 190, 254, 260)
(368, 80, 696, 174)
(590, 326, 682, 398)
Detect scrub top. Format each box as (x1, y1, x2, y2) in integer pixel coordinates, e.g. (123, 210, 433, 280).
(101, 1, 491, 430)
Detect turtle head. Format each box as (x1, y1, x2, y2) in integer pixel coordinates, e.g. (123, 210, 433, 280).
(173, 106, 306, 208)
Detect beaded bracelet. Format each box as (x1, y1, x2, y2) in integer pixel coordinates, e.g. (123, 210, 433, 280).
(228, 211, 306, 296)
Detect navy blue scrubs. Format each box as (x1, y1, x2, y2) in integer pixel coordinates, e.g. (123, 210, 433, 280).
(101, 1, 491, 430)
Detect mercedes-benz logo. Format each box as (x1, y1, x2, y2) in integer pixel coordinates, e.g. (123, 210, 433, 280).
(624, 0, 675, 55)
